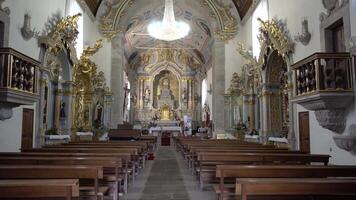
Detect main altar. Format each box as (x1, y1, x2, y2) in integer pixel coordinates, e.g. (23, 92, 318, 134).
(130, 49, 204, 126)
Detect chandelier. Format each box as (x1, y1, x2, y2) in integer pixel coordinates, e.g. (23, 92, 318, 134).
(148, 0, 190, 41)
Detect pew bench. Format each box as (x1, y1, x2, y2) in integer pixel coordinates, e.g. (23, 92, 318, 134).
(215, 165, 356, 200)
(0, 157, 122, 200)
(0, 165, 107, 200)
(196, 153, 330, 189)
(235, 178, 356, 200)
(0, 179, 79, 200)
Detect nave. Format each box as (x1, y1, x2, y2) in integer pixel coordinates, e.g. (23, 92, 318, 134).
(124, 146, 214, 200)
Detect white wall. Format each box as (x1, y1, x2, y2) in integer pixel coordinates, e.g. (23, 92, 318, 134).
(83, 14, 112, 87)
(4, 0, 66, 60)
(0, 0, 111, 152)
(351, 0, 356, 36)
(268, 0, 356, 164)
(225, 16, 253, 92)
(0, 107, 23, 152)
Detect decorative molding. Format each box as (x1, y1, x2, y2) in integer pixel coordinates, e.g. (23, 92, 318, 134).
(320, 0, 346, 22)
(0, 103, 13, 121)
(315, 109, 346, 133)
(292, 91, 354, 133)
(0, 0, 10, 15)
(294, 19, 311, 46)
(350, 36, 356, 54)
(21, 13, 36, 40)
(333, 124, 356, 152)
(257, 18, 295, 58)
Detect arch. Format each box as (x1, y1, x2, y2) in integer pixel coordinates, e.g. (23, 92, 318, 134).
(264, 50, 289, 137)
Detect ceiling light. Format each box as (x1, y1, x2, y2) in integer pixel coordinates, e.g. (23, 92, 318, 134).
(148, 0, 190, 41)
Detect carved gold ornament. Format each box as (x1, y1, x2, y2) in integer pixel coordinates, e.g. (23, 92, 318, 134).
(257, 18, 294, 57)
(72, 39, 107, 131)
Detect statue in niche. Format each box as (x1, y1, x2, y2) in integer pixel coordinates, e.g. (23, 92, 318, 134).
(202, 104, 210, 127)
(84, 106, 90, 125)
(141, 53, 151, 66)
(94, 101, 103, 129)
(144, 86, 150, 105)
(123, 83, 130, 115)
(60, 101, 66, 119)
(182, 87, 188, 102)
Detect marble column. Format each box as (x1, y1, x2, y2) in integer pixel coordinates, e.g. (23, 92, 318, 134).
(212, 38, 225, 137)
(110, 34, 125, 128)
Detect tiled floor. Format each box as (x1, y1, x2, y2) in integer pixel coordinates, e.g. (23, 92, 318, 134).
(123, 145, 215, 200)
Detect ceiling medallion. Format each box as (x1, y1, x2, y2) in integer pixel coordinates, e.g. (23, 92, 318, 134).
(147, 0, 190, 41)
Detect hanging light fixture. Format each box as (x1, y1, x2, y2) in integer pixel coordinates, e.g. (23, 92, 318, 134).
(148, 0, 190, 41)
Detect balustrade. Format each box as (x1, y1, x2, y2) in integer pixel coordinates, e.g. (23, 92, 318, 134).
(0, 48, 39, 94)
(293, 53, 353, 96)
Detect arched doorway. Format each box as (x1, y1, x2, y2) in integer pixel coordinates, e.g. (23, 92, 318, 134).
(265, 50, 289, 137)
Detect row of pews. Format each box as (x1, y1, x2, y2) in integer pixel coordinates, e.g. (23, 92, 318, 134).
(0, 137, 157, 200)
(175, 137, 356, 200)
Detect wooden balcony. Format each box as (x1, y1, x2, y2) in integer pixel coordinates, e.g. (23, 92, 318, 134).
(292, 52, 354, 109)
(292, 52, 354, 133)
(0, 48, 40, 118)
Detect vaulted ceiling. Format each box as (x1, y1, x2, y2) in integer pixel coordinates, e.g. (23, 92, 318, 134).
(85, 0, 254, 20)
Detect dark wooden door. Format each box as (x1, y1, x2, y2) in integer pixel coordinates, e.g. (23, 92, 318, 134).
(332, 23, 345, 52)
(21, 108, 34, 149)
(298, 112, 310, 153)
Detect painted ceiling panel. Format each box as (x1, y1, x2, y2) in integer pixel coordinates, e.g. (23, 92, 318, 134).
(84, 0, 102, 16)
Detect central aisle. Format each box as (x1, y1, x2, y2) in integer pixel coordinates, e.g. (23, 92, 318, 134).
(124, 145, 215, 200)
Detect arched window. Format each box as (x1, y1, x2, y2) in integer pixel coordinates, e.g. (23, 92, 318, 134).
(252, 0, 268, 59)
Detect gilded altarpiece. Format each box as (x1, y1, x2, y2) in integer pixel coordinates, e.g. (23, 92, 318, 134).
(236, 18, 295, 143)
(38, 14, 81, 136)
(129, 49, 203, 124)
(72, 40, 112, 132)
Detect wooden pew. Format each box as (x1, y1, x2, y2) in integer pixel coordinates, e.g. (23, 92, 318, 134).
(0, 157, 122, 199)
(196, 153, 330, 189)
(0, 165, 105, 200)
(235, 178, 356, 200)
(0, 179, 79, 200)
(216, 165, 356, 200)
(23, 147, 142, 182)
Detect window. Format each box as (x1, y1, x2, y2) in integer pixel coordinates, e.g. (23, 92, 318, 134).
(252, 0, 268, 59)
(66, 0, 83, 58)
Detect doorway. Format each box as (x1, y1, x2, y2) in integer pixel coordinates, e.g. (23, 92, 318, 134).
(21, 108, 34, 149)
(298, 111, 310, 153)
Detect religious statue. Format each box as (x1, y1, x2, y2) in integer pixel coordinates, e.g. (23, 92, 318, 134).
(182, 87, 188, 102)
(60, 101, 66, 119)
(144, 86, 150, 105)
(123, 83, 130, 116)
(141, 53, 151, 66)
(94, 101, 103, 129)
(202, 104, 210, 127)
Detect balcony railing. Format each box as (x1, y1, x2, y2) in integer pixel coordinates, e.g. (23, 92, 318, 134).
(293, 53, 353, 97)
(0, 48, 40, 94)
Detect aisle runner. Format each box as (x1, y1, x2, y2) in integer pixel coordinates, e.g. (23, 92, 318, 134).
(139, 146, 190, 200)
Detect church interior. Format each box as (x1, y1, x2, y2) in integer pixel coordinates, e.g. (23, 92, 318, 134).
(1, 0, 356, 199)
